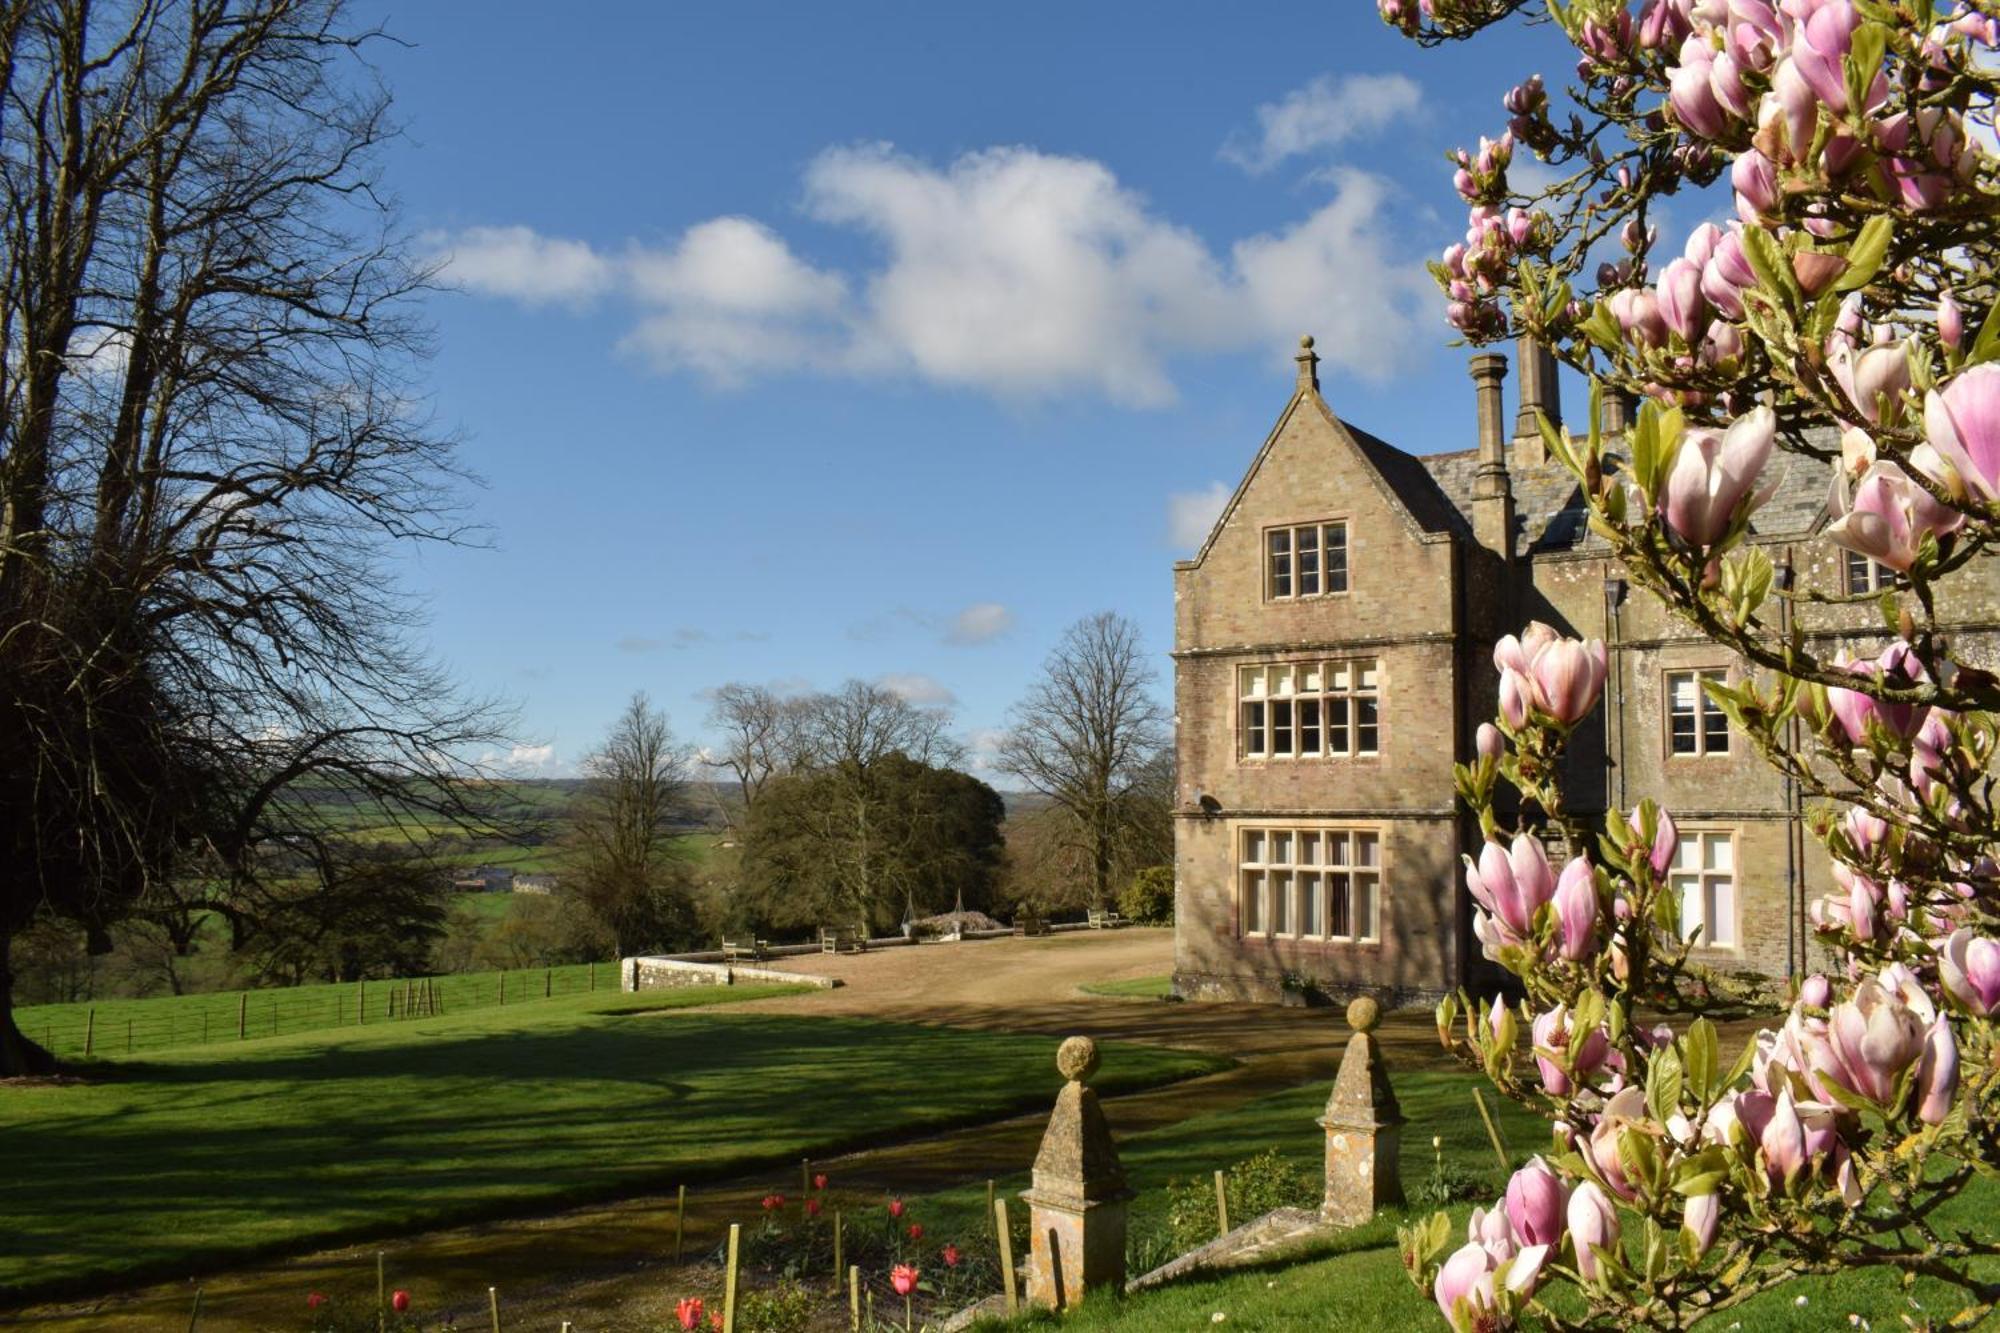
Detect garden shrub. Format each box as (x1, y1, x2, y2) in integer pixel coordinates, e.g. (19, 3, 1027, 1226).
(1117, 865, 1173, 925)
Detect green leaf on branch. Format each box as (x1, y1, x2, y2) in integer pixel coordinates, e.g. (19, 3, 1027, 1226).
(1684, 1017, 1719, 1102)
(1844, 23, 1887, 128)
(1741, 225, 1798, 311)
(1580, 301, 1622, 353)
(1646, 1046, 1685, 1124)
(1833, 214, 1893, 294)
(1969, 296, 2000, 369)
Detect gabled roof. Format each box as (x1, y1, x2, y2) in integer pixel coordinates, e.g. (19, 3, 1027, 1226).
(1178, 384, 1465, 569)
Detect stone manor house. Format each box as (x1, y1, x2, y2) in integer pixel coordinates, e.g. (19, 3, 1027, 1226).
(1171, 335, 2000, 1007)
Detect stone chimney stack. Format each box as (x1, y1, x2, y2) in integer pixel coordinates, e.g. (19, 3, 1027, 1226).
(1470, 353, 1514, 562)
(1510, 335, 1563, 466)
(1601, 386, 1638, 438)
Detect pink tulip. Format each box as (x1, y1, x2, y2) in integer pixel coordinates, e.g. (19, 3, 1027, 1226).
(1938, 929, 2000, 1015)
(1554, 857, 1598, 960)
(1925, 363, 2000, 500)
(1566, 1181, 1620, 1282)
(1683, 1191, 1720, 1259)
(1916, 1015, 1958, 1125)
(890, 1264, 919, 1297)
(1660, 406, 1776, 547)
(1658, 257, 1709, 341)
(1826, 457, 1965, 572)
(1476, 722, 1505, 761)
(1504, 1157, 1569, 1247)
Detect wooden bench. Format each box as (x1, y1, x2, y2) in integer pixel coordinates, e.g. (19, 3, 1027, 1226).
(1087, 909, 1124, 930)
(721, 937, 768, 964)
(1017, 912, 1050, 937)
(820, 925, 867, 954)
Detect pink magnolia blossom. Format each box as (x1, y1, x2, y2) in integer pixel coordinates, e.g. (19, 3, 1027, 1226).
(1823, 975, 1930, 1104)
(1466, 833, 1556, 938)
(1476, 722, 1505, 761)
(1938, 928, 2000, 1015)
(1828, 338, 1914, 426)
(1799, 973, 1833, 1009)
(1940, 290, 1964, 353)
(1826, 642, 1932, 744)
(1658, 257, 1709, 341)
(1586, 1087, 1649, 1199)
(1532, 1004, 1609, 1096)
(1566, 1181, 1620, 1282)
(1660, 406, 1776, 547)
(1495, 622, 1609, 726)
(1554, 856, 1599, 960)
(1504, 1157, 1569, 1247)
(1916, 1015, 1958, 1125)
(1634, 803, 1679, 877)
(1683, 1191, 1721, 1259)
(1925, 363, 2000, 500)
(1826, 456, 1965, 571)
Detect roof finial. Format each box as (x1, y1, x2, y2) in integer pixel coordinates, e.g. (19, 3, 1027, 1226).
(1295, 333, 1319, 394)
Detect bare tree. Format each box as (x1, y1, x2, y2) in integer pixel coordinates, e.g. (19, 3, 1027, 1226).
(996, 613, 1171, 909)
(703, 682, 806, 823)
(567, 693, 696, 956)
(0, 0, 507, 1074)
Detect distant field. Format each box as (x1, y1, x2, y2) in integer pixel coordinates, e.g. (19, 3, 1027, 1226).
(14, 960, 616, 1060)
(0, 986, 1218, 1299)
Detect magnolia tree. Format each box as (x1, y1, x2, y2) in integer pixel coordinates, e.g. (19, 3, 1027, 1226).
(1373, 1, 2000, 1329)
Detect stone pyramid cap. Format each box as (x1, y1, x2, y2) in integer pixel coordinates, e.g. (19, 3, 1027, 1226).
(1321, 997, 1404, 1131)
(1028, 1037, 1130, 1205)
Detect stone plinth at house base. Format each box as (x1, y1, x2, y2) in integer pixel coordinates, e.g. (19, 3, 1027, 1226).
(1320, 996, 1405, 1225)
(1021, 1036, 1136, 1311)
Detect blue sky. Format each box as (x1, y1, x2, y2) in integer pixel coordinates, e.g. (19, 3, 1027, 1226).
(357, 3, 1573, 781)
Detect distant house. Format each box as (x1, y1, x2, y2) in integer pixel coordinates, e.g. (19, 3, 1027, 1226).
(514, 874, 559, 895)
(449, 878, 489, 894)
(458, 866, 515, 893)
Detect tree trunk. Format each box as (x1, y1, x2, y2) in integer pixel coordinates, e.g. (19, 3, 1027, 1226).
(0, 926, 58, 1077)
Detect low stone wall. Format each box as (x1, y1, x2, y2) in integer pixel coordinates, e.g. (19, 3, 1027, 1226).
(1172, 968, 1446, 1010)
(622, 956, 840, 992)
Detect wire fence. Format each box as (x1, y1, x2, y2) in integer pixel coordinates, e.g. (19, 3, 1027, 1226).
(14, 960, 617, 1061)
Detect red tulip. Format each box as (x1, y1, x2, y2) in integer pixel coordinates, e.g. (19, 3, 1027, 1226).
(390, 1290, 411, 1313)
(761, 1193, 786, 1212)
(677, 1296, 705, 1331)
(806, 1198, 822, 1218)
(710, 1313, 724, 1332)
(814, 1173, 829, 1191)
(942, 1244, 962, 1268)
(891, 1264, 920, 1296)
(908, 1223, 924, 1241)
(306, 1292, 326, 1310)
(887, 1198, 905, 1218)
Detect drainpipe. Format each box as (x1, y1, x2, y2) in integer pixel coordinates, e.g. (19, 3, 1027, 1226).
(1603, 575, 1628, 814)
(1777, 552, 1799, 980)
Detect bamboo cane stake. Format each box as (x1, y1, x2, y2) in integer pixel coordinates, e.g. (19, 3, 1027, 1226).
(723, 1223, 741, 1333)
(995, 1198, 1018, 1315)
(1214, 1168, 1230, 1237)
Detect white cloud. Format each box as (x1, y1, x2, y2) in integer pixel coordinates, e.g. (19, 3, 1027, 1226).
(437, 225, 614, 306)
(616, 636, 663, 654)
(1167, 481, 1231, 550)
(447, 142, 1431, 406)
(1232, 168, 1431, 382)
(946, 602, 1014, 645)
(1221, 73, 1425, 175)
(877, 672, 956, 706)
(480, 742, 565, 777)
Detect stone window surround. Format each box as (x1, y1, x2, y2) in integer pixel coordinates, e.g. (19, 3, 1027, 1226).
(1669, 825, 1740, 952)
(1236, 658, 1382, 763)
(1233, 820, 1384, 947)
(1843, 550, 1900, 596)
(1262, 517, 1351, 602)
(1663, 666, 1732, 759)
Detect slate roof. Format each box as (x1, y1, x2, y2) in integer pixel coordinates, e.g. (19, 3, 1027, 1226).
(1343, 419, 1838, 558)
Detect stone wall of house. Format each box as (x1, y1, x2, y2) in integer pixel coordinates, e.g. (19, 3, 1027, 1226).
(1171, 384, 1464, 1006)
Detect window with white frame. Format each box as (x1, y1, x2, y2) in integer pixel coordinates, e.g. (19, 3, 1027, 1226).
(1671, 829, 1737, 948)
(1844, 551, 1900, 595)
(1239, 826, 1381, 942)
(1266, 522, 1349, 600)
(1239, 660, 1380, 760)
(1666, 669, 1731, 757)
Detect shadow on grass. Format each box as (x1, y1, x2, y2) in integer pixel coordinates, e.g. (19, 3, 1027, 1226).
(0, 1010, 1224, 1306)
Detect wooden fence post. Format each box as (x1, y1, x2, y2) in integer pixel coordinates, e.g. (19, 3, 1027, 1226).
(84, 1007, 95, 1057)
(543, 966, 551, 999)
(848, 1265, 860, 1332)
(487, 1285, 501, 1333)
(995, 1197, 1018, 1314)
(723, 1223, 740, 1333)
(1215, 1168, 1230, 1238)
(674, 1184, 686, 1262)
(238, 993, 247, 1040)
(376, 1251, 385, 1333)
(358, 981, 365, 1026)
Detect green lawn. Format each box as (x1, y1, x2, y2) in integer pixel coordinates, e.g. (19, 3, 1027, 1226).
(14, 959, 618, 1060)
(1079, 975, 1175, 1000)
(0, 985, 1220, 1301)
